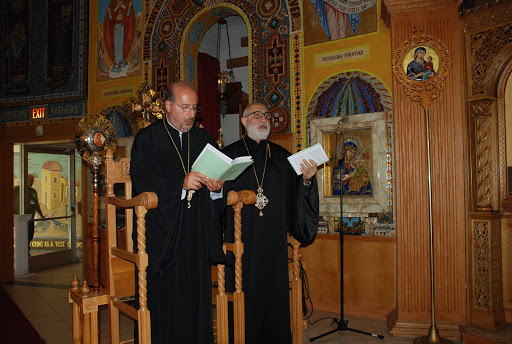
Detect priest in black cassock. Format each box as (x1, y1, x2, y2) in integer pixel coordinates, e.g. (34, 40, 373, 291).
(130, 82, 225, 344)
(221, 102, 319, 344)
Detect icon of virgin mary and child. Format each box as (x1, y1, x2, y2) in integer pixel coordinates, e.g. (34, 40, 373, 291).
(332, 139, 372, 196)
(406, 46, 435, 81)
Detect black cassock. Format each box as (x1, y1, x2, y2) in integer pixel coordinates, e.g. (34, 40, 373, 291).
(130, 120, 224, 344)
(222, 136, 319, 344)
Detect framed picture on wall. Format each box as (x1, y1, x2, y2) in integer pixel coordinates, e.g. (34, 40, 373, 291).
(310, 112, 388, 219)
(323, 129, 373, 198)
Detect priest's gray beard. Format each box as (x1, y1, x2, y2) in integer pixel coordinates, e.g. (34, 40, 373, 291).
(246, 122, 270, 142)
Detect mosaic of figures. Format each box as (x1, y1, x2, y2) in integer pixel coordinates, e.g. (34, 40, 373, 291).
(149, 0, 292, 133)
(304, 0, 378, 46)
(1, 0, 86, 105)
(97, 0, 143, 81)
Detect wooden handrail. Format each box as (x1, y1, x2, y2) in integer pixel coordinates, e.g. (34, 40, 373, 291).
(107, 192, 158, 210)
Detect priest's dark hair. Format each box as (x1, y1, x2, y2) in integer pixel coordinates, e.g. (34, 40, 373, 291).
(164, 87, 175, 102)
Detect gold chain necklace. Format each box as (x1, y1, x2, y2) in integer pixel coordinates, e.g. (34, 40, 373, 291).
(163, 118, 194, 208)
(243, 137, 269, 216)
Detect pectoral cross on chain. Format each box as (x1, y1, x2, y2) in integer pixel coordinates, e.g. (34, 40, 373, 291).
(255, 187, 268, 216)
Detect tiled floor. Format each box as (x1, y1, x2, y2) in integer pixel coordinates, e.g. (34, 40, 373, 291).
(2, 263, 511, 344)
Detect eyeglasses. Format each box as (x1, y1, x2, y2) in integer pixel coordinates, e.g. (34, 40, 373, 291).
(245, 110, 272, 120)
(172, 101, 202, 113)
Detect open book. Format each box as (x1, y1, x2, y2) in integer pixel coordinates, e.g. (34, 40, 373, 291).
(287, 143, 329, 175)
(191, 143, 253, 181)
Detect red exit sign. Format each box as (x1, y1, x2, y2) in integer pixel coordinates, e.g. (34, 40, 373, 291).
(29, 105, 48, 121)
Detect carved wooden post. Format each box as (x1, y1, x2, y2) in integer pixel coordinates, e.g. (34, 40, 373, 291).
(468, 98, 506, 330)
(470, 99, 497, 211)
(81, 281, 91, 344)
(104, 150, 120, 344)
(289, 235, 303, 344)
(136, 205, 151, 344)
(226, 190, 256, 344)
(70, 274, 81, 344)
(216, 254, 228, 344)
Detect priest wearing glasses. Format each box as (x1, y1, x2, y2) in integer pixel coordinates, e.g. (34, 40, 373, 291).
(220, 102, 319, 344)
(130, 81, 226, 344)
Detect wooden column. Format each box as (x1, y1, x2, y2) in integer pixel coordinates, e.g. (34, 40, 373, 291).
(470, 213, 505, 330)
(469, 99, 498, 211)
(467, 98, 506, 330)
(289, 235, 303, 344)
(385, 0, 467, 338)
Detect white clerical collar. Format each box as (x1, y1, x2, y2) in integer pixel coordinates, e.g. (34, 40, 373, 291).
(166, 117, 183, 145)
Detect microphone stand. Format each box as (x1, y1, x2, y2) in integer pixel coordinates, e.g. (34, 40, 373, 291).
(310, 157, 384, 342)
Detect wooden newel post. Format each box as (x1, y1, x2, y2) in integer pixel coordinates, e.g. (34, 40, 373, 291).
(289, 236, 303, 344)
(225, 190, 256, 344)
(136, 205, 152, 343)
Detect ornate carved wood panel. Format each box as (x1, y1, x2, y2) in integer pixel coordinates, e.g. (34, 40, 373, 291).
(471, 215, 506, 330)
(463, 0, 512, 329)
(470, 99, 498, 211)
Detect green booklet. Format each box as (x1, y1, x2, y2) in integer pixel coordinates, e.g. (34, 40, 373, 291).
(191, 143, 253, 181)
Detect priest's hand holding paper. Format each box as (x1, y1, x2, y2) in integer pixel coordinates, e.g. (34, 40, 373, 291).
(300, 159, 318, 184)
(183, 171, 208, 190)
(183, 172, 224, 192)
(286, 143, 327, 180)
(204, 177, 224, 192)
(191, 143, 253, 182)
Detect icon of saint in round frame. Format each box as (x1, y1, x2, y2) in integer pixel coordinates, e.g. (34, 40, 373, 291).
(401, 45, 440, 82)
(392, 32, 451, 110)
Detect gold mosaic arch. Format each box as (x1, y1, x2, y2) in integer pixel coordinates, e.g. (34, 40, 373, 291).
(142, 0, 306, 152)
(392, 29, 451, 110)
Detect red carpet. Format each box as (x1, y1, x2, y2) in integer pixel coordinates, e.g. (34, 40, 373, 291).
(0, 286, 46, 344)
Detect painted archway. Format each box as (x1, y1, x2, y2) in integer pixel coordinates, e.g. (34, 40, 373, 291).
(307, 71, 392, 118)
(142, 0, 307, 150)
